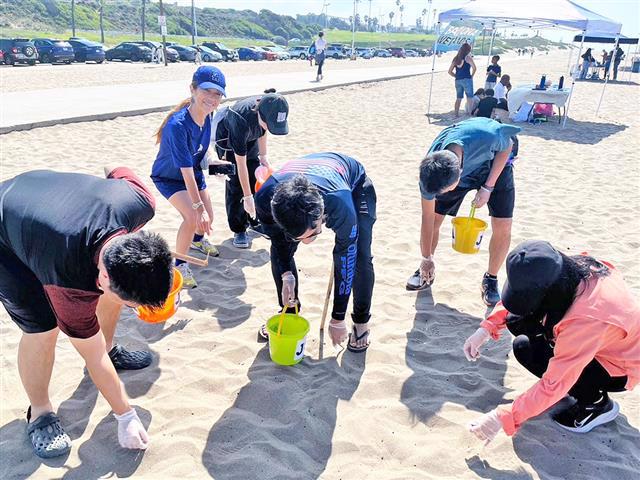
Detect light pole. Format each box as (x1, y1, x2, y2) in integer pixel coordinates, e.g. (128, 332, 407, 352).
(71, 0, 76, 37)
(323, 2, 330, 30)
(351, 0, 358, 59)
(141, 0, 146, 41)
(191, 0, 197, 45)
(368, 0, 373, 32)
(426, 0, 432, 33)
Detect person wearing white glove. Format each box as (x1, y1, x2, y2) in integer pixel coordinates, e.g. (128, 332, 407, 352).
(212, 91, 289, 249)
(469, 409, 502, 444)
(406, 118, 521, 310)
(463, 327, 490, 361)
(281, 271, 297, 307)
(114, 408, 149, 450)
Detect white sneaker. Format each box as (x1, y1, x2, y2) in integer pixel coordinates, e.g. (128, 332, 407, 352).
(176, 263, 197, 288)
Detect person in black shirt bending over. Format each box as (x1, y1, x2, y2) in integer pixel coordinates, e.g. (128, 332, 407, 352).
(213, 89, 289, 249)
(255, 152, 377, 352)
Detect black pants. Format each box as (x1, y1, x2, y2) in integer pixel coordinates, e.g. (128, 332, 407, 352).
(224, 142, 260, 234)
(316, 53, 325, 76)
(506, 320, 627, 404)
(271, 177, 377, 324)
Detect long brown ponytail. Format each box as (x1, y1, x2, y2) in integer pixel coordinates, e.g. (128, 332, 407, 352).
(155, 81, 197, 144)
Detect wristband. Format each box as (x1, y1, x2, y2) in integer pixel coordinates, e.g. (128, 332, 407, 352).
(481, 184, 494, 193)
(191, 201, 204, 210)
(242, 195, 253, 202)
(421, 255, 433, 262)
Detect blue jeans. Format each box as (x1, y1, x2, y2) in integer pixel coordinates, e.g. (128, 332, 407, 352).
(455, 78, 473, 99)
(580, 60, 591, 79)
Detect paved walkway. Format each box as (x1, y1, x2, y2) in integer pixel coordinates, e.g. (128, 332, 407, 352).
(0, 60, 453, 134)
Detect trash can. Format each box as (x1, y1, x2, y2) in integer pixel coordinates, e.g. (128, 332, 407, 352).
(632, 59, 640, 74)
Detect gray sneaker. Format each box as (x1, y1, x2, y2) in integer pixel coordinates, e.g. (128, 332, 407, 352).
(233, 232, 250, 249)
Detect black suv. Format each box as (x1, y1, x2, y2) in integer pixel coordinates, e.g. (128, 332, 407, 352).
(202, 41, 238, 62)
(0, 38, 39, 66)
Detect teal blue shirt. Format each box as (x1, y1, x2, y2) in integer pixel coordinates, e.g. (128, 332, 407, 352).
(420, 118, 521, 200)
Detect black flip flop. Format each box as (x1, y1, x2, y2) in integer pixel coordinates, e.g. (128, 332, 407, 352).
(26, 406, 71, 459)
(405, 269, 433, 291)
(347, 326, 370, 353)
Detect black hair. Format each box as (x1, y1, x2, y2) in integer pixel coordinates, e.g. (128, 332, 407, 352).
(319, 31, 324, 37)
(530, 254, 610, 337)
(263, 88, 277, 94)
(474, 88, 485, 96)
(102, 231, 173, 308)
(485, 88, 495, 96)
(271, 175, 324, 238)
(492, 55, 500, 61)
(419, 150, 461, 196)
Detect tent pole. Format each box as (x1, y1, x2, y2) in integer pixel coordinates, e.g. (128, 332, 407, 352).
(596, 33, 620, 116)
(486, 22, 496, 68)
(563, 30, 585, 128)
(628, 43, 639, 82)
(621, 43, 632, 82)
(566, 41, 575, 74)
(426, 21, 441, 122)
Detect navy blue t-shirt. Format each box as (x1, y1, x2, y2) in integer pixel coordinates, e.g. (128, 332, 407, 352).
(486, 64, 501, 83)
(151, 106, 211, 185)
(255, 152, 366, 320)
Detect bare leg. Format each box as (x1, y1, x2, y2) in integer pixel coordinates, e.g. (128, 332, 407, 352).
(96, 294, 123, 352)
(488, 217, 512, 276)
(18, 329, 59, 421)
(168, 191, 198, 255)
(454, 98, 462, 117)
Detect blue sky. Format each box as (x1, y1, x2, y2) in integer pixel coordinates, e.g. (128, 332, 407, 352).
(174, 1, 639, 38)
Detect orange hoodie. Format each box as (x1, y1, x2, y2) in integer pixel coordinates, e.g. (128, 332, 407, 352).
(480, 267, 640, 436)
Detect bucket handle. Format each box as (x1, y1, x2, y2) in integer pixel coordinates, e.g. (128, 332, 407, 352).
(277, 303, 299, 336)
(465, 205, 477, 229)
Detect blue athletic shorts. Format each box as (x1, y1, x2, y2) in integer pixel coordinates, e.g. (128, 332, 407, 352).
(152, 175, 206, 200)
(455, 78, 474, 99)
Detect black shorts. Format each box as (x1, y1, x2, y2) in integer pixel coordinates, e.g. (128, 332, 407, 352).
(435, 165, 515, 218)
(0, 244, 58, 334)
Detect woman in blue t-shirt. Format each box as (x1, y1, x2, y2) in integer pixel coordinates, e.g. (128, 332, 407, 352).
(151, 66, 226, 288)
(448, 43, 476, 117)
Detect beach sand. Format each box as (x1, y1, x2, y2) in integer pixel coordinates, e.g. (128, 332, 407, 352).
(0, 51, 639, 479)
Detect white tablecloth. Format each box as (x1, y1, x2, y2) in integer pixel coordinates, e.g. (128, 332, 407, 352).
(508, 84, 571, 119)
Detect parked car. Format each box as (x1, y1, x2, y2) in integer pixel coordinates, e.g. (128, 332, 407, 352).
(253, 47, 277, 61)
(389, 47, 406, 58)
(374, 48, 392, 58)
(263, 45, 290, 60)
(0, 49, 4, 64)
(31, 38, 75, 64)
(405, 49, 418, 57)
(288, 46, 309, 60)
(192, 45, 223, 62)
(132, 41, 179, 62)
(356, 47, 373, 59)
(237, 47, 264, 61)
(414, 48, 429, 57)
(325, 45, 347, 59)
(105, 43, 152, 62)
(202, 41, 238, 62)
(0, 38, 39, 66)
(166, 44, 196, 62)
(68, 38, 105, 63)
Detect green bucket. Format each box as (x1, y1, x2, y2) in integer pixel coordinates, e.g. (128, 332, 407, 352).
(266, 313, 310, 366)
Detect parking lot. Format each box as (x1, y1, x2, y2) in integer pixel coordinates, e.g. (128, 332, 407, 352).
(1, 55, 428, 93)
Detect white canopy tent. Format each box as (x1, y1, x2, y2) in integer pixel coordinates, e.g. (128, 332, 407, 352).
(426, 0, 623, 127)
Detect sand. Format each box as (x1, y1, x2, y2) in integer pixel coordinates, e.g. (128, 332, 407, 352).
(0, 51, 639, 480)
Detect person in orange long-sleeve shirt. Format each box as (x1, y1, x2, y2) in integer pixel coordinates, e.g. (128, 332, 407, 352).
(462, 240, 639, 443)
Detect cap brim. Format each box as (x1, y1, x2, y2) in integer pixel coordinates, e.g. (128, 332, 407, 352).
(267, 121, 289, 136)
(197, 82, 226, 97)
(501, 278, 544, 316)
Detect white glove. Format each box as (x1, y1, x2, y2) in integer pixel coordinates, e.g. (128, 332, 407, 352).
(463, 327, 491, 361)
(420, 256, 435, 286)
(281, 271, 296, 307)
(259, 154, 271, 168)
(113, 408, 149, 450)
(469, 409, 502, 445)
(328, 319, 348, 346)
(242, 195, 256, 219)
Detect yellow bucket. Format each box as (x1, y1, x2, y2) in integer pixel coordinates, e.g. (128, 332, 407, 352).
(136, 268, 183, 323)
(266, 308, 310, 366)
(451, 206, 488, 254)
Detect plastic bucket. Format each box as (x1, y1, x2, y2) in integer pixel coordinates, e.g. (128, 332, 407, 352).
(266, 312, 310, 366)
(451, 207, 488, 254)
(136, 268, 183, 323)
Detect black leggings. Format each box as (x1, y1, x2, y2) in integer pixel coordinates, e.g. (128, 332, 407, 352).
(316, 53, 325, 76)
(223, 142, 260, 234)
(506, 320, 627, 404)
(271, 178, 376, 324)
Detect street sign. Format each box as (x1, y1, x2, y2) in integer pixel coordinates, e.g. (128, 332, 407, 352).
(158, 15, 167, 27)
(160, 25, 167, 36)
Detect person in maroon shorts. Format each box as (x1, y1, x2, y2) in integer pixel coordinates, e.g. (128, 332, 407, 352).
(0, 167, 172, 458)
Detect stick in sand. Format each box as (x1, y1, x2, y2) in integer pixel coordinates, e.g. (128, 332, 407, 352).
(319, 263, 334, 331)
(171, 250, 209, 267)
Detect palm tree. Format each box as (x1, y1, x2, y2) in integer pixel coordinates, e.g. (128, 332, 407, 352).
(422, 8, 427, 32)
(399, 4, 405, 28)
(388, 11, 395, 31)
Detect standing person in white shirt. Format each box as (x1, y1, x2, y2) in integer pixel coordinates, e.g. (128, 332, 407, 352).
(314, 31, 327, 82)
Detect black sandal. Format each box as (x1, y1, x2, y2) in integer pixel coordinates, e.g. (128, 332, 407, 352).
(26, 406, 71, 458)
(347, 326, 370, 353)
(108, 344, 152, 370)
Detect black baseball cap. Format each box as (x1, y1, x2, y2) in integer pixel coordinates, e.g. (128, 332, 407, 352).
(501, 240, 564, 316)
(258, 94, 289, 135)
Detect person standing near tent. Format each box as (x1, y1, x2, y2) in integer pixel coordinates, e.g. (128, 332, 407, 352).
(213, 90, 289, 249)
(464, 241, 639, 442)
(485, 55, 501, 90)
(406, 117, 521, 307)
(254, 152, 377, 352)
(314, 31, 327, 82)
(151, 66, 225, 288)
(580, 48, 594, 79)
(448, 43, 476, 117)
(613, 46, 624, 80)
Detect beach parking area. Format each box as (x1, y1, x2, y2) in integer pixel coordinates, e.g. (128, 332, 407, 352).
(0, 51, 639, 480)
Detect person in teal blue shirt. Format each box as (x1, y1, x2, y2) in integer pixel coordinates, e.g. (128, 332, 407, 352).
(406, 118, 521, 306)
